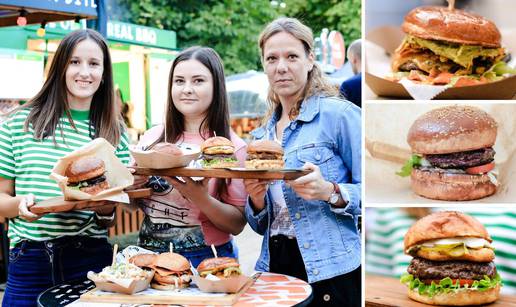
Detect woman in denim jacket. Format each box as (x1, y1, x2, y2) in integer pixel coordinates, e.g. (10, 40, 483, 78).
(244, 18, 361, 307)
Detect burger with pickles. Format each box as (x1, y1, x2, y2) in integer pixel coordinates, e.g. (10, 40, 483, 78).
(197, 257, 242, 278)
(401, 211, 501, 306)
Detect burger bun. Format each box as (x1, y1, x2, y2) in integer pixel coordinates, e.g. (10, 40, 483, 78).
(407, 284, 500, 306)
(411, 168, 496, 201)
(404, 211, 491, 250)
(152, 142, 183, 156)
(402, 6, 501, 48)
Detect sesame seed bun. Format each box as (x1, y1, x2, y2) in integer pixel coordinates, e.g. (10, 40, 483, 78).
(408, 106, 497, 155)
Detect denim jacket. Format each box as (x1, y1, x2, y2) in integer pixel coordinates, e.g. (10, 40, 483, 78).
(245, 95, 361, 283)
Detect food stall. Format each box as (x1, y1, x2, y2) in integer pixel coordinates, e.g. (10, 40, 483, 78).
(0, 19, 178, 142)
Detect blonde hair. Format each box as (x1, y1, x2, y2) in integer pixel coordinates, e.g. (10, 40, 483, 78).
(259, 17, 338, 122)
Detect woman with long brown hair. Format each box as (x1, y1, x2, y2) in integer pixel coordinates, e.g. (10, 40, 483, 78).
(132, 46, 247, 267)
(0, 29, 130, 306)
(244, 18, 361, 306)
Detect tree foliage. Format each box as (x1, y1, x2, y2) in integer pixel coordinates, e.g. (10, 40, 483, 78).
(109, 0, 361, 74)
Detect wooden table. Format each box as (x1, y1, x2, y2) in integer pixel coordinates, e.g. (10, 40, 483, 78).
(37, 272, 313, 307)
(366, 275, 516, 306)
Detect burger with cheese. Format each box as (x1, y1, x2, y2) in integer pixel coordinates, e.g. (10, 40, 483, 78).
(401, 211, 501, 306)
(197, 257, 242, 279)
(391, 6, 514, 86)
(200, 136, 238, 169)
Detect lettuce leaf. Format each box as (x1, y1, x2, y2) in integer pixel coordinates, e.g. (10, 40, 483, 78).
(396, 154, 422, 177)
(200, 157, 237, 167)
(400, 273, 502, 298)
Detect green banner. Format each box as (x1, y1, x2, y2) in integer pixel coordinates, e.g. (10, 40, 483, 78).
(107, 21, 176, 50)
(26, 20, 177, 50)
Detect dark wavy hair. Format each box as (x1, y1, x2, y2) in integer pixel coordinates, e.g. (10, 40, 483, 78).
(19, 29, 122, 146)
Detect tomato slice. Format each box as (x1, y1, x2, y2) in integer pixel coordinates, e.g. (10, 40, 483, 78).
(465, 162, 495, 175)
(424, 279, 475, 286)
(432, 72, 454, 85)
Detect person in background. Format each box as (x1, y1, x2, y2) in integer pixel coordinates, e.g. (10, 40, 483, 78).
(339, 39, 362, 107)
(244, 17, 361, 306)
(0, 29, 130, 306)
(131, 46, 247, 267)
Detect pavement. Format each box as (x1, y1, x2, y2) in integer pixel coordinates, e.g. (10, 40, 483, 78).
(234, 224, 263, 275)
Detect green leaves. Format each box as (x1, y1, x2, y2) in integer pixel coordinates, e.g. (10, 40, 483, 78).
(400, 273, 502, 298)
(111, 0, 361, 74)
(396, 154, 422, 177)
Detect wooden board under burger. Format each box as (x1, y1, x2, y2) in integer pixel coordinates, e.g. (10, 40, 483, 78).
(132, 167, 311, 180)
(29, 188, 152, 214)
(365, 275, 516, 307)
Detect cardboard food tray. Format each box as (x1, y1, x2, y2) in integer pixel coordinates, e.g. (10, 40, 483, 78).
(80, 273, 257, 305)
(366, 275, 516, 307)
(130, 145, 201, 169)
(364, 103, 516, 203)
(50, 138, 134, 201)
(87, 271, 154, 295)
(133, 166, 311, 180)
(365, 26, 516, 100)
(29, 188, 152, 214)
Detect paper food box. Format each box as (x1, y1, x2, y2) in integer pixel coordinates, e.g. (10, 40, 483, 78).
(130, 143, 200, 169)
(50, 138, 133, 202)
(192, 274, 253, 294)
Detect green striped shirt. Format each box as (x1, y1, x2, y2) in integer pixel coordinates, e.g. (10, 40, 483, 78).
(0, 108, 130, 248)
(366, 208, 516, 295)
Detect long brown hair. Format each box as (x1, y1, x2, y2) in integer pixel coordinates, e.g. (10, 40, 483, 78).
(149, 46, 231, 147)
(149, 46, 233, 197)
(258, 17, 338, 122)
(19, 29, 122, 146)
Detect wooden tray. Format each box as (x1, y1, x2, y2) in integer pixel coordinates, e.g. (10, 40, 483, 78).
(133, 167, 311, 180)
(29, 188, 152, 214)
(80, 273, 257, 305)
(366, 275, 516, 306)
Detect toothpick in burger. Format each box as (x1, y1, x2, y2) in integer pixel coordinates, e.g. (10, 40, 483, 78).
(197, 257, 242, 278)
(150, 252, 192, 290)
(200, 136, 238, 169)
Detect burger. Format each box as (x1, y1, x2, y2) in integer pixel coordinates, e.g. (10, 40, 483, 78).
(65, 155, 110, 195)
(401, 211, 501, 306)
(128, 253, 157, 270)
(197, 257, 242, 278)
(397, 105, 498, 201)
(149, 252, 192, 290)
(151, 142, 183, 156)
(245, 140, 284, 170)
(391, 6, 511, 86)
(200, 136, 238, 169)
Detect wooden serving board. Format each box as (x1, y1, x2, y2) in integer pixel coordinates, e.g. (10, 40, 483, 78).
(30, 188, 152, 214)
(133, 166, 311, 180)
(80, 275, 255, 305)
(366, 275, 516, 307)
